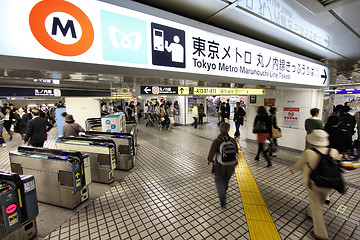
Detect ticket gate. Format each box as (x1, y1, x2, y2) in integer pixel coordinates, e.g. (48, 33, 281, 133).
(125, 121, 138, 147)
(9, 147, 90, 209)
(85, 118, 102, 131)
(84, 131, 135, 170)
(0, 171, 38, 240)
(56, 137, 116, 183)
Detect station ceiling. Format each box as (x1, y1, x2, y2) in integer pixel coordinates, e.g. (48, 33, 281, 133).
(0, 0, 359, 93)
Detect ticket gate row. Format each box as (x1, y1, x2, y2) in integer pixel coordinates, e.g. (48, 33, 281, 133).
(57, 132, 135, 171)
(83, 130, 136, 170)
(0, 171, 38, 240)
(9, 147, 90, 209)
(56, 137, 116, 183)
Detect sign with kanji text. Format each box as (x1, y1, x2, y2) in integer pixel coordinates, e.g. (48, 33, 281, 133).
(264, 98, 275, 107)
(141, 86, 178, 94)
(192, 87, 264, 95)
(283, 107, 299, 128)
(34, 89, 61, 97)
(0, 1, 329, 87)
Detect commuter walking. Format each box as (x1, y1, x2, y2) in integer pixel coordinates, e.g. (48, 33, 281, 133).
(3, 107, 16, 141)
(192, 103, 199, 129)
(0, 111, 6, 147)
(305, 108, 323, 149)
(14, 107, 28, 140)
(108, 102, 115, 114)
(339, 105, 356, 136)
(62, 115, 85, 137)
(354, 110, 360, 140)
(233, 101, 246, 138)
(217, 102, 222, 123)
(198, 103, 204, 125)
(290, 130, 339, 240)
(324, 115, 352, 153)
(253, 106, 272, 167)
(207, 122, 238, 208)
(225, 99, 231, 120)
(268, 107, 281, 157)
(219, 102, 227, 125)
(24, 109, 53, 147)
(168, 103, 175, 131)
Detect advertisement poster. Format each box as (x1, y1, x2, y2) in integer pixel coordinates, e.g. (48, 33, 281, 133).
(249, 95, 257, 104)
(188, 98, 203, 113)
(283, 107, 299, 128)
(264, 98, 275, 107)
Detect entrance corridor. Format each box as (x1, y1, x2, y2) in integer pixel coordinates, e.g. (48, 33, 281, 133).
(0, 117, 359, 239)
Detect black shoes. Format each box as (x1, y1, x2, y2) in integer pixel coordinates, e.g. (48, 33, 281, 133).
(255, 157, 259, 161)
(325, 200, 330, 205)
(266, 162, 272, 167)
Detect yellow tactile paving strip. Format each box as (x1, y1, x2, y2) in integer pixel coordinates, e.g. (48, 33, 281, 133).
(235, 146, 281, 240)
(225, 120, 280, 239)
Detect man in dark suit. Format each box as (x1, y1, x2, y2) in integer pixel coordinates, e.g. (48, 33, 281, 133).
(24, 109, 53, 147)
(225, 99, 231, 120)
(233, 102, 246, 138)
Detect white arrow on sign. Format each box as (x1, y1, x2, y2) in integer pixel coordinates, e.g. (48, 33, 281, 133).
(144, 87, 150, 94)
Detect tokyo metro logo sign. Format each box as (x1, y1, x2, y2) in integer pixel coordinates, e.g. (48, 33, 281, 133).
(29, 0, 94, 56)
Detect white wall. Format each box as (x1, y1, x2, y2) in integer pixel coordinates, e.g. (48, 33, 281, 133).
(246, 88, 324, 151)
(65, 98, 101, 128)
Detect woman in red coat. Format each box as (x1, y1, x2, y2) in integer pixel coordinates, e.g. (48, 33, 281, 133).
(253, 106, 272, 167)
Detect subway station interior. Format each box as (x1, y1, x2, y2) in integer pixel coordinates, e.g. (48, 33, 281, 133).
(0, 0, 360, 239)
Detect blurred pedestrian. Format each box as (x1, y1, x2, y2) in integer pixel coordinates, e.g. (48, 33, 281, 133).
(290, 130, 339, 240)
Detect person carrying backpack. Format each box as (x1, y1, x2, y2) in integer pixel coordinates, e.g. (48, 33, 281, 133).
(207, 122, 238, 208)
(290, 130, 343, 240)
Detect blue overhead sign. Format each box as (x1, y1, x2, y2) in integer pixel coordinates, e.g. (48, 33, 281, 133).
(335, 89, 360, 94)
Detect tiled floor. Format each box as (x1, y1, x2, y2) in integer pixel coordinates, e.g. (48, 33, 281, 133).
(0, 117, 359, 239)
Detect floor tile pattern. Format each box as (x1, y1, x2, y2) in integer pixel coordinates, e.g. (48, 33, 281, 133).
(0, 118, 359, 239)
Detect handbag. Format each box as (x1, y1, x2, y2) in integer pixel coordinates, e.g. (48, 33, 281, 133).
(253, 121, 267, 133)
(268, 139, 278, 153)
(272, 126, 282, 138)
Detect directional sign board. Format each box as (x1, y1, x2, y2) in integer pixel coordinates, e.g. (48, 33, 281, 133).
(0, 0, 329, 87)
(141, 86, 265, 95)
(178, 87, 190, 95)
(141, 86, 178, 94)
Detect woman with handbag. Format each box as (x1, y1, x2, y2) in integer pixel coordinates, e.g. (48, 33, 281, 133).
(253, 106, 272, 167)
(268, 107, 281, 157)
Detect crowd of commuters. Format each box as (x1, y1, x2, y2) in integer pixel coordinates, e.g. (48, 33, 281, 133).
(0, 102, 59, 147)
(145, 99, 179, 131)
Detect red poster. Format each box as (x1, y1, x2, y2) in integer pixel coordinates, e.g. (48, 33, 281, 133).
(264, 98, 275, 107)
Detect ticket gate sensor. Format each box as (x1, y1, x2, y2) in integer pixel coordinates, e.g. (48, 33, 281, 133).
(84, 131, 135, 170)
(9, 147, 90, 209)
(56, 137, 116, 183)
(0, 171, 38, 240)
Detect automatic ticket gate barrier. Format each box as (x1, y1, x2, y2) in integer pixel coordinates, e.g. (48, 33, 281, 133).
(84, 130, 136, 170)
(85, 118, 102, 131)
(0, 171, 38, 240)
(56, 137, 116, 183)
(125, 121, 138, 147)
(9, 147, 90, 209)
